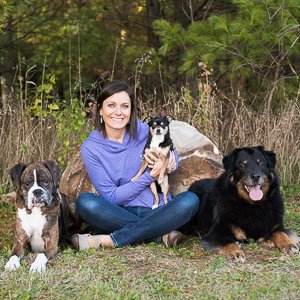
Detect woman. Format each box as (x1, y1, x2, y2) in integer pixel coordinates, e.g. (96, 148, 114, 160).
(71, 80, 199, 250)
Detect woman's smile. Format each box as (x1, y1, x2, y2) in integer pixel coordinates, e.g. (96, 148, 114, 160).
(100, 91, 131, 141)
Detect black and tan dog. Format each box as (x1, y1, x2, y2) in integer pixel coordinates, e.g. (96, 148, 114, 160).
(132, 116, 173, 209)
(5, 161, 61, 273)
(187, 146, 299, 262)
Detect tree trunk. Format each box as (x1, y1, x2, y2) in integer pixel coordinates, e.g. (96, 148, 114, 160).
(2, 14, 17, 106)
(146, 0, 161, 47)
(0, 75, 8, 108)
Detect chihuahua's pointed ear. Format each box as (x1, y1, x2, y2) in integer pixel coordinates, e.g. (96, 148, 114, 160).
(10, 163, 28, 190)
(166, 115, 174, 123)
(142, 116, 152, 124)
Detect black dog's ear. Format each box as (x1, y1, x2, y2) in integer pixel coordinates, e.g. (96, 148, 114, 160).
(142, 116, 152, 124)
(222, 149, 238, 175)
(257, 146, 276, 171)
(43, 161, 60, 186)
(222, 155, 233, 174)
(10, 163, 28, 190)
(166, 115, 173, 123)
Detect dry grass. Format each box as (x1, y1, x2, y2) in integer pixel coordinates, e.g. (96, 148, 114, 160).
(0, 106, 92, 191)
(0, 93, 300, 298)
(138, 88, 300, 185)
(1, 224, 300, 299)
(1, 85, 299, 191)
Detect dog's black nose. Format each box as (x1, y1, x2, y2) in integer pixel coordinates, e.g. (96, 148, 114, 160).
(156, 128, 161, 134)
(33, 189, 43, 197)
(251, 174, 260, 182)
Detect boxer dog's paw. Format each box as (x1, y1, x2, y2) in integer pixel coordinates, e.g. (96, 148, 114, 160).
(5, 255, 21, 271)
(30, 253, 48, 273)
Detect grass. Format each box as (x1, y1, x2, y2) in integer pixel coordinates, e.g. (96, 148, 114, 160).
(1, 189, 300, 299)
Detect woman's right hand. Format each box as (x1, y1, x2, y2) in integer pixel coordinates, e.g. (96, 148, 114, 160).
(144, 147, 160, 168)
(149, 156, 164, 178)
(144, 147, 164, 178)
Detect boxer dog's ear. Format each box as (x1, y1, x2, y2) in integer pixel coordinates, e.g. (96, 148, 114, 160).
(10, 163, 28, 190)
(43, 161, 60, 186)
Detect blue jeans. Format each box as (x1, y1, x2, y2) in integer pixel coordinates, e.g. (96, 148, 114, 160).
(76, 191, 199, 247)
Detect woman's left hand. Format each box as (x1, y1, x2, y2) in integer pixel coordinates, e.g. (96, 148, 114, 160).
(166, 151, 177, 174)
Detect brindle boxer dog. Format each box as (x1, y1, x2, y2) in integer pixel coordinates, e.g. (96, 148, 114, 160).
(5, 161, 61, 273)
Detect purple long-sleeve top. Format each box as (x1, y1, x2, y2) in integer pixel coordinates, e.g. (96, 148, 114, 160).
(80, 119, 179, 208)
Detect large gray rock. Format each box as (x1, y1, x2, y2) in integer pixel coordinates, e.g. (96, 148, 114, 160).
(169, 121, 223, 196)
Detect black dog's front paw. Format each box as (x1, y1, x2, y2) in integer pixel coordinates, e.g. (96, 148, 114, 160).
(219, 243, 246, 263)
(285, 244, 299, 255)
(227, 249, 246, 263)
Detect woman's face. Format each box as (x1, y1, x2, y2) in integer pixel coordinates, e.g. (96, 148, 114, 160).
(100, 91, 131, 133)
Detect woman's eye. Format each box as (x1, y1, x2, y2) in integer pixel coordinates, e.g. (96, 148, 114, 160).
(108, 103, 115, 108)
(122, 105, 129, 109)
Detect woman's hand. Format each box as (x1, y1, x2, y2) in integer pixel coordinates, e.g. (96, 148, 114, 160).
(146, 149, 177, 178)
(144, 147, 163, 178)
(143, 147, 160, 168)
(149, 157, 165, 178)
(166, 151, 177, 174)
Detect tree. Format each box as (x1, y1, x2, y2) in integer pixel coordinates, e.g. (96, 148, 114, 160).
(154, 0, 300, 109)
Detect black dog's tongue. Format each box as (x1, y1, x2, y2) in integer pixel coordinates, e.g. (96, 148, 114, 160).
(249, 186, 263, 201)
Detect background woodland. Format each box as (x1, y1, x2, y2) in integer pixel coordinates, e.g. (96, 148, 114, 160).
(0, 0, 299, 189)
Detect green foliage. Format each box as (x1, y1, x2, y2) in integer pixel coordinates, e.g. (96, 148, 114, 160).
(52, 98, 89, 164)
(1, 0, 113, 99)
(27, 73, 90, 164)
(27, 74, 58, 118)
(0, 1, 30, 22)
(0, 1, 14, 22)
(153, 20, 186, 55)
(154, 0, 300, 105)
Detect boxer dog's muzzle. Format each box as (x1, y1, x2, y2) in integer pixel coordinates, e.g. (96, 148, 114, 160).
(23, 168, 55, 210)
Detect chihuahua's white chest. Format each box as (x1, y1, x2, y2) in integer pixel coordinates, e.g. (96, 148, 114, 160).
(150, 135, 165, 150)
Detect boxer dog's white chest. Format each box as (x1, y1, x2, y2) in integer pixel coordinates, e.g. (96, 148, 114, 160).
(18, 207, 46, 252)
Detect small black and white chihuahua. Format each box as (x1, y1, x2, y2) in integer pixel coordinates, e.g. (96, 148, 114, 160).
(132, 115, 174, 209)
